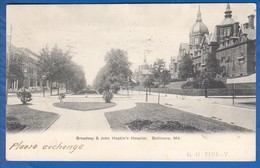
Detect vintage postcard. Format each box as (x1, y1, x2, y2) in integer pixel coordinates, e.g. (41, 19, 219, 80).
(5, 3, 256, 161)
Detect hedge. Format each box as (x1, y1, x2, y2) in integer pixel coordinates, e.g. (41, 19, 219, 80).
(133, 87, 255, 96)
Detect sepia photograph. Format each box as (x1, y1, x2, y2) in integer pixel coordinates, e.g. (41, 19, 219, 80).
(5, 3, 256, 161)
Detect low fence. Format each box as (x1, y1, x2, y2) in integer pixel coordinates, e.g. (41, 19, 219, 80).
(133, 87, 256, 96)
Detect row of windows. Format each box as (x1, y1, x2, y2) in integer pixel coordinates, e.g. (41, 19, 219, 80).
(220, 27, 231, 37)
(190, 37, 200, 45)
(218, 45, 245, 59)
(221, 61, 246, 77)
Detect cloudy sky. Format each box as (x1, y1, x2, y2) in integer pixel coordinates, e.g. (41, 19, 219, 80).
(7, 3, 256, 84)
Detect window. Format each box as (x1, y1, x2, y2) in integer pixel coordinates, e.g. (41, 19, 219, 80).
(194, 37, 199, 44)
(232, 60, 235, 71)
(221, 57, 225, 63)
(220, 28, 224, 37)
(227, 28, 231, 36)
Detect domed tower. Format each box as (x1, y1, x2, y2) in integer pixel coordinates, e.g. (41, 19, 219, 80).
(216, 3, 239, 42)
(220, 3, 236, 26)
(189, 6, 209, 50)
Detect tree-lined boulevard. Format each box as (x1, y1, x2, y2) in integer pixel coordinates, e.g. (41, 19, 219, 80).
(6, 43, 256, 134)
(7, 89, 255, 133)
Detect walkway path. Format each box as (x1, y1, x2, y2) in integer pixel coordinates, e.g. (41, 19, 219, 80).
(7, 91, 256, 132)
(27, 94, 136, 133)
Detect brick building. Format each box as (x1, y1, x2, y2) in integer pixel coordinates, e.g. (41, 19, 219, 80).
(6, 42, 40, 90)
(215, 4, 256, 77)
(171, 4, 256, 81)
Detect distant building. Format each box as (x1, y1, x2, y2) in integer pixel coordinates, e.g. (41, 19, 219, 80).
(134, 55, 152, 85)
(189, 5, 209, 71)
(172, 4, 256, 81)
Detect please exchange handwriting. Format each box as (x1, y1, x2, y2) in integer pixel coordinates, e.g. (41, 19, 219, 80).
(9, 141, 84, 153)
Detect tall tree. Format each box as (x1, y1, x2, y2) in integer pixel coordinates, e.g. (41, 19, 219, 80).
(178, 54, 194, 80)
(161, 69, 171, 86)
(152, 59, 166, 80)
(37, 45, 86, 95)
(93, 66, 108, 90)
(68, 63, 87, 93)
(105, 48, 132, 85)
(151, 59, 170, 86)
(37, 46, 55, 95)
(93, 48, 133, 93)
(203, 53, 221, 80)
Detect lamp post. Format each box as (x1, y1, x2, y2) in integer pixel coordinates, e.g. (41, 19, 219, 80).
(157, 78, 162, 105)
(42, 74, 47, 97)
(23, 68, 28, 103)
(158, 85, 161, 105)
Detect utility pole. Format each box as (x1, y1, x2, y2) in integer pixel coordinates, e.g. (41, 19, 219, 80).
(145, 86, 148, 102)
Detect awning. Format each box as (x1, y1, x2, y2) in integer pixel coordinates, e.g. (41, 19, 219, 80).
(226, 73, 256, 84)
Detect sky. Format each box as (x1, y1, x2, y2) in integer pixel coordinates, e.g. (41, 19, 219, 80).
(7, 3, 256, 84)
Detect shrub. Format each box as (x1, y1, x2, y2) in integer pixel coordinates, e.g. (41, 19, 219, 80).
(6, 121, 26, 132)
(16, 88, 32, 104)
(97, 87, 104, 94)
(87, 89, 98, 94)
(76, 89, 88, 95)
(208, 80, 226, 89)
(103, 91, 114, 103)
(181, 80, 200, 89)
(169, 78, 186, 82)
(58, 93, 66, 102)
(76, 89, 98, 95)
(181, 79, 226, 89)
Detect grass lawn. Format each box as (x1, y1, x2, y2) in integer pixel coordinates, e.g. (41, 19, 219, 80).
(6, 105, 59, 133)
(53, 102, 116, 111)
(105, 103, 253, 133)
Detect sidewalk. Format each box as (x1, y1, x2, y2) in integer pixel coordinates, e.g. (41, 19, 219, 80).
(130, 91, 256, 131)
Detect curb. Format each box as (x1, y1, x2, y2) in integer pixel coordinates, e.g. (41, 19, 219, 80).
(41, 114, 61, 133)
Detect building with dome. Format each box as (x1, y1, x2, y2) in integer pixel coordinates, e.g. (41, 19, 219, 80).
(170, 4, 256, 80)
(189, 6, 210, 71)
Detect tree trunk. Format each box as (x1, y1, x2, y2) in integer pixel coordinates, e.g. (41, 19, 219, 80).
(204, 88, 208, 98)
(50, 81, 53, 95)
(57, 82, 60, 95)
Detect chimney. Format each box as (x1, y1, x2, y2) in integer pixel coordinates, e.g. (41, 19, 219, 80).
(243, 23, 249, 29)
(248, 14, 255, 29)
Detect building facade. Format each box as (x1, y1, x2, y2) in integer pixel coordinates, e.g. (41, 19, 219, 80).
(215, 4, 256, 77)
(171, 4, 256, 80)
(134, 55, 153, 85)
(7, 42, 40, 90)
